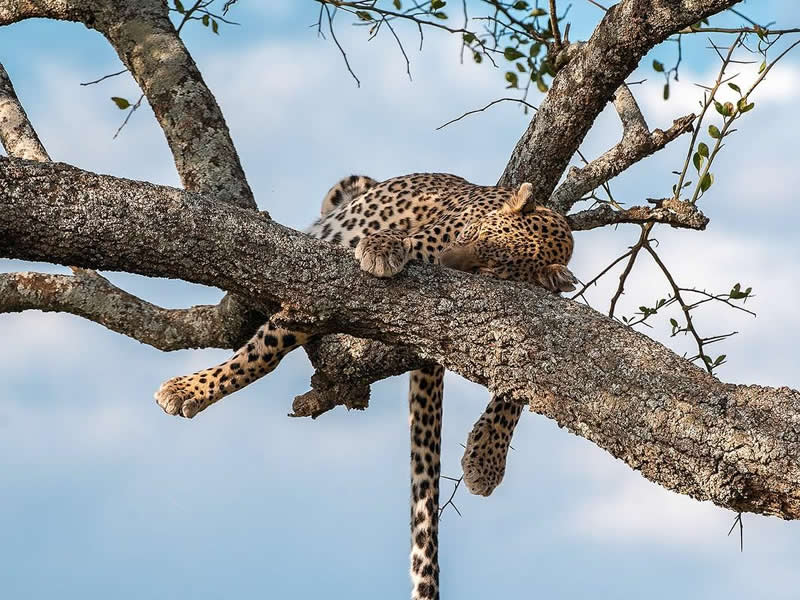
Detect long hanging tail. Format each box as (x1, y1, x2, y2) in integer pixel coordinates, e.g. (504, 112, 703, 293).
(408, 365, 444, 600)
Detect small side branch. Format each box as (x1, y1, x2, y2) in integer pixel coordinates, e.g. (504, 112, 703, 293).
(0, 63, 50, 161)
(0, 270, 260, 352)
(568, 197, 709, 231)
(547, 85, 696, 214)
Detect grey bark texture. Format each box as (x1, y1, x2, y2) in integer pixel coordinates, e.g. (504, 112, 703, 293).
(0, 63, 51, 161)
(1, 157, 798, 521)
(0, 270, 259, 351)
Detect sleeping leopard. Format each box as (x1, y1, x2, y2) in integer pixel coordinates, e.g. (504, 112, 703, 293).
(155, 172, 576, 600)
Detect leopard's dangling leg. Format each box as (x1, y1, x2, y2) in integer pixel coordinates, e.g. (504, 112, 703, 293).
(461, 395, 524, 496)
(155, 321, 309, 418)
(408, 365, 444, 600)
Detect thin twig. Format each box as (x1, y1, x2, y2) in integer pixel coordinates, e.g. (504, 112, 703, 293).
(549, 0, 562, 51)
(436, 97, 537, 130)
(80, 69, 128, 86)
(325, 4, 361, 87)
(608, 224, 652, 319)
(439, 475, 464, 519)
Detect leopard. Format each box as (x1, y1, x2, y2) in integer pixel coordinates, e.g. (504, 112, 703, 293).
(154, 172, 576, 600)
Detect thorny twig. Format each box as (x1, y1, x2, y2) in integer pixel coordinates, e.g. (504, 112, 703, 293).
(439, 475, 464, 519)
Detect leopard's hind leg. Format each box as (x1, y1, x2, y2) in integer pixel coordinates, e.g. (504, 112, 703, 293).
(460, 395, 524, 496)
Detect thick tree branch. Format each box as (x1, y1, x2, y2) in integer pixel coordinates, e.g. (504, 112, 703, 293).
(1, 0, 256, 210)
(2, 157, 798, 521)
(0, 60, 260, 352)
(498, 0, 743, 205)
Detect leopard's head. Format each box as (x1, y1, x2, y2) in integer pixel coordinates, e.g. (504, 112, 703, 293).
(439, 182, 577, 292)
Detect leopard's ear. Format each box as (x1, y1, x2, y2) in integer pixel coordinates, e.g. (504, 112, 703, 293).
(500, 182, 532, 215)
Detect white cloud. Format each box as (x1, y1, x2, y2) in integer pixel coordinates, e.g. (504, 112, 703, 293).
(565, 474, 732, 547)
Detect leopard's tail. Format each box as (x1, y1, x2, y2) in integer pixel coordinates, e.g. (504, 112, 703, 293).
(408, 365, 444, 600)
(320, 174, 378, 216)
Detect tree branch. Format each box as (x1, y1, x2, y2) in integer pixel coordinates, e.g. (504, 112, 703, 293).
(1, 0, 257, 210)
(549, 92, 697, 215)
(0, 60, 261, 353)
(0, 269, 260, 351)
(0, 63, 50, 161)
(2, 157, 798, 521)
(567, 197, 709, 231)
(498, 0, 744, 204)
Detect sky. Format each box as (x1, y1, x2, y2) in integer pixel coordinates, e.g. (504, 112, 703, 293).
(2, 1, 800, 598)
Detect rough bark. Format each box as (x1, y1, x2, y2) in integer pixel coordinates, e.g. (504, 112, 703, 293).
(1, 0, 256, 210)
(0, 63, 51, 161)
(2, 157, 798, 521)
(568, 198, 709, 231)
(498, 0, 744, 203)
(0, 58, 262, 352)
(0, 270, 260, 351)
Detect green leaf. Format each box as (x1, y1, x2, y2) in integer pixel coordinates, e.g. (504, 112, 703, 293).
(202, 13, 209, 26)
(738, 98, 755, 113)
(700, 172, 713, 192)
(708, 124, 721, 139)
(174, 0, 185, 13)
(536, 75, 548, 93)
(663, 83, 670, 100)
(473, 51, 482, 64)
(697, 142, 709, 158)
(355, 10, 373, 21)
(692, 152, 702, 172)
(727, 82, 741, 94)
(652, 60, 664, 72)
(504, 47, 525, 61)
(432, 11, 448, 19)
(729, 283, 753, 299)
(430, 0, 446, 8)
(110, 96, 130, 109)
(714, 100, 727, 116)
(512, 1, 529, 9)
(516, 62, 526, 72)
(759, 60, 767, 74)
(462, 32, 475, 43)
(505, 71, 519, 88)
(393, 0, 402, 8)
(670, 318, 679, 328)
(530, 8, 546, 16)
(211, 18, 219, 34)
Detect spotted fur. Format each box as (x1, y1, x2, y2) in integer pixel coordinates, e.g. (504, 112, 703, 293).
(155, 173, 576, 600)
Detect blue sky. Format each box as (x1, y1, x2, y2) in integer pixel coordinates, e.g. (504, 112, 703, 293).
(2, 2, 800, 598)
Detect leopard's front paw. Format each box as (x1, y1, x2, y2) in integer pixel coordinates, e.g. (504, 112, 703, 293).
(354, 233, 409, 278)
(154, 376, 207, 418)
